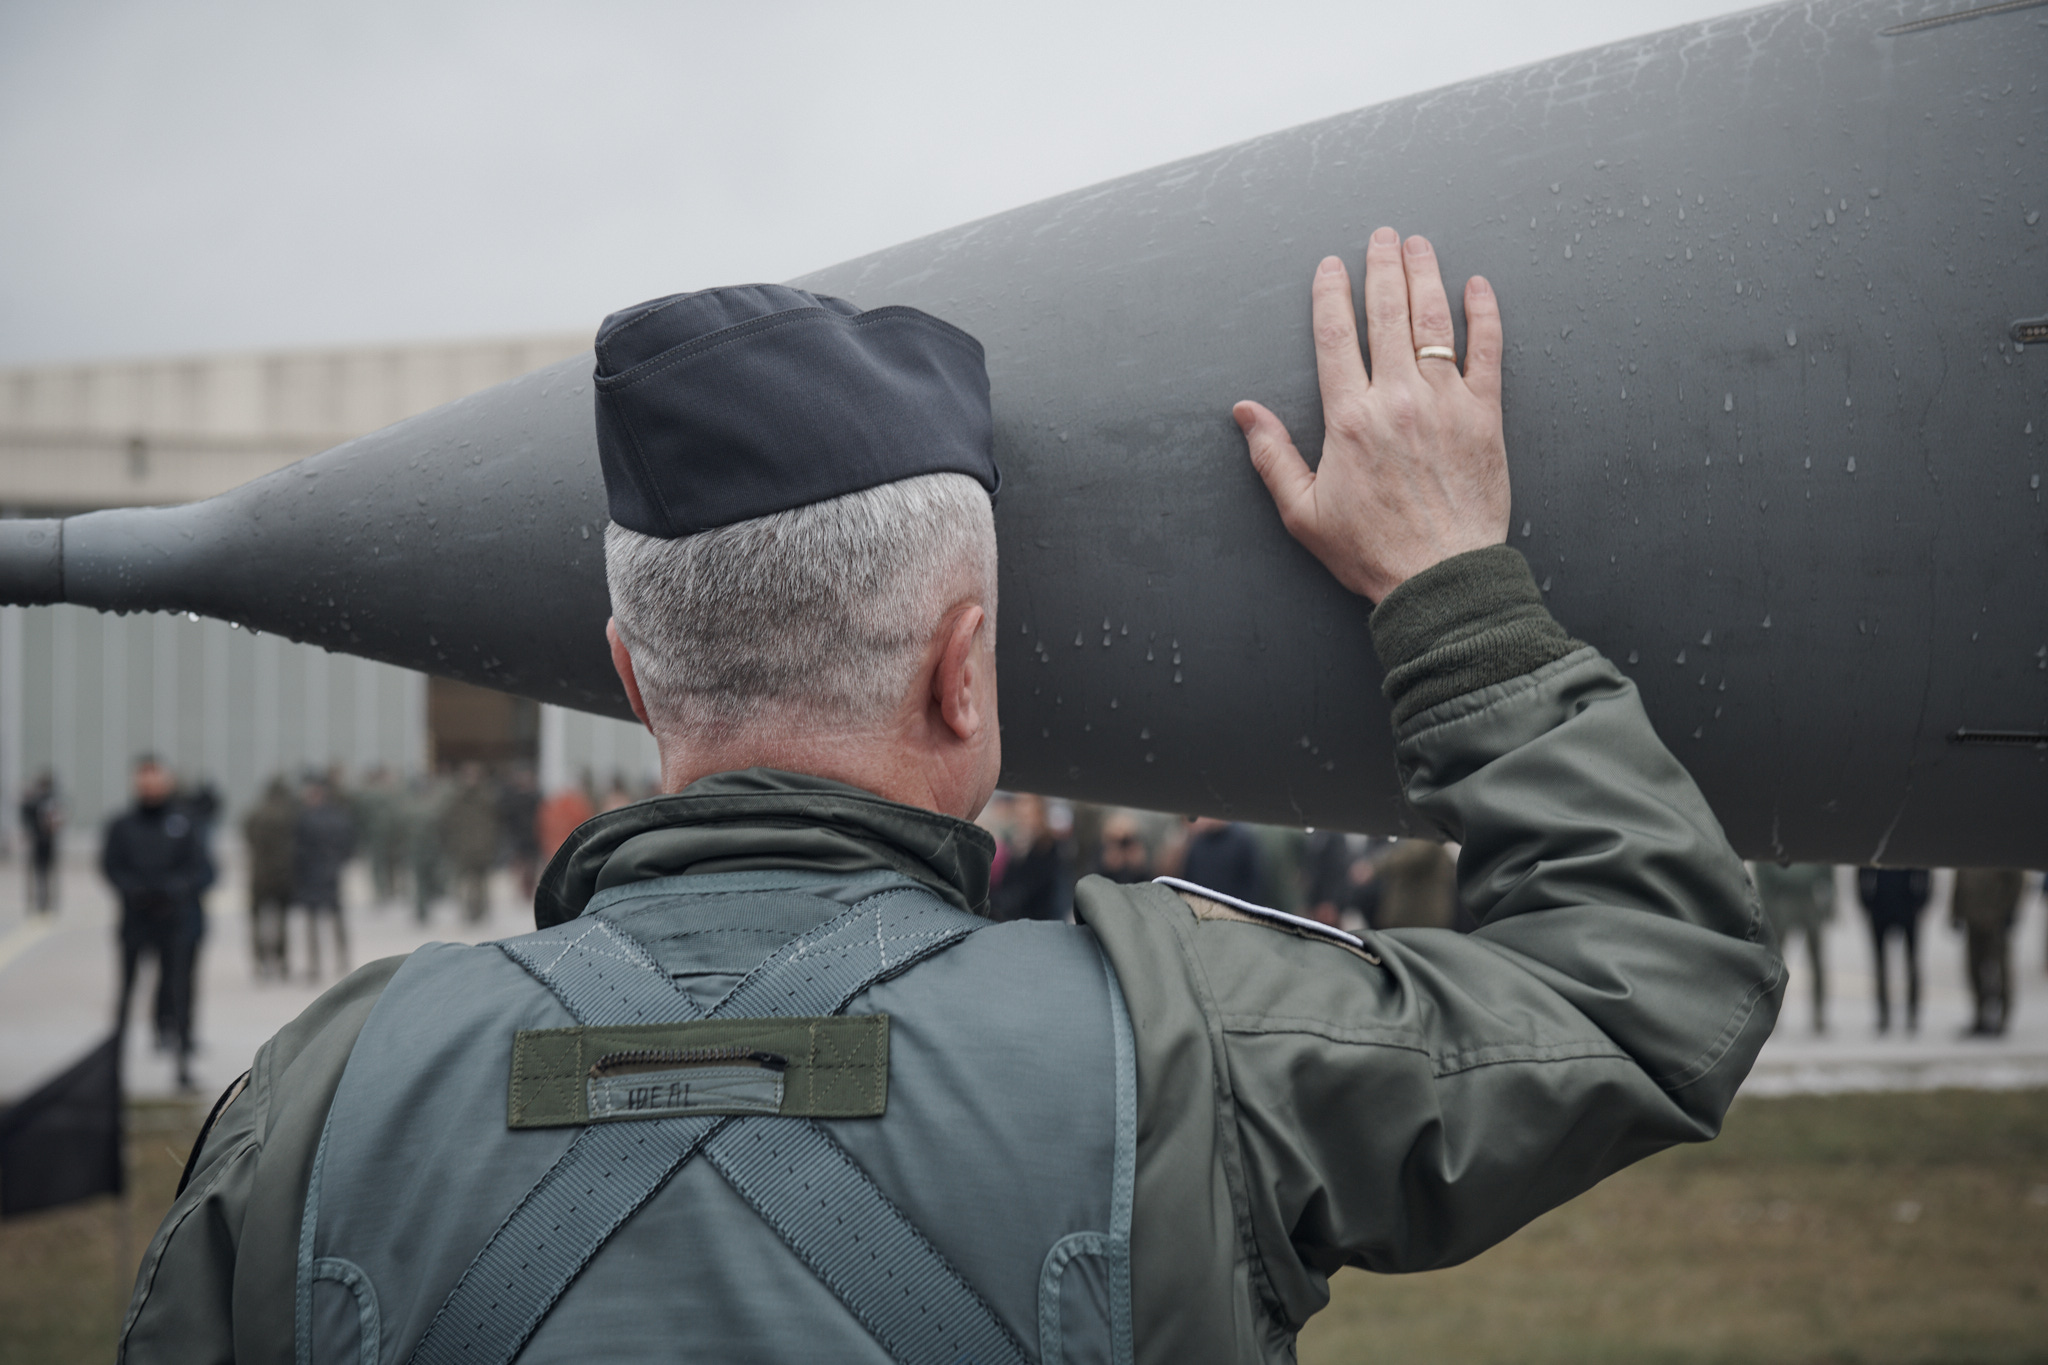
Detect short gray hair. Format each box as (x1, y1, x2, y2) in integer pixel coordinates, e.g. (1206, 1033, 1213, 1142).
(605, 472, 996, 736)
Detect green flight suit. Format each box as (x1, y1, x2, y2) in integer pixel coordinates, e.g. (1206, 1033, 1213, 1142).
(120, 545, 1783, 1364)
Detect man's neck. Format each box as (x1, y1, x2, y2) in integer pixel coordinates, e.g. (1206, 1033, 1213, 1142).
(661, 732, 941, 815)
(532, 766, 997, 927)
(655, 711, 989, 820)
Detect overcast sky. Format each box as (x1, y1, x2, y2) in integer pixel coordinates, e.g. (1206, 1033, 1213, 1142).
(0, 0, 1743, 367)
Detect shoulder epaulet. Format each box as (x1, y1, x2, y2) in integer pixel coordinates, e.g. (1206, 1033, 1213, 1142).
(1151, 876, 1381, 965)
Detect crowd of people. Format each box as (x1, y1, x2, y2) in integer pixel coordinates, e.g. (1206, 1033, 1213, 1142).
(232, 761, 658, 979)
(977, 793, 1468, 932)
(1758, 862, 2035, 1039)
(4, 763, 2038, 1096)
(9, 760, 656, 1090)
(985, 797, 2040, 1042)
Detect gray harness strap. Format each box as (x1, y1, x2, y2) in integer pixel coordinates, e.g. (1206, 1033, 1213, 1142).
(407, 1116, 723, 1365)
(406, 888, 1028, 1365)
(704, 1117, 1023, 1365)
(501, 907, 702, 1023)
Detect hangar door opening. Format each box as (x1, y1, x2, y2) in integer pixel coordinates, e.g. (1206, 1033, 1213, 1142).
(427, 676, 539, 770)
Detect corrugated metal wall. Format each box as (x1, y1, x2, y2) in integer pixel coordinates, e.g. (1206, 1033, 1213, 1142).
(0, 332, 667, 844)
(0, 603, 660, 841)
(539, 702, 663, 799)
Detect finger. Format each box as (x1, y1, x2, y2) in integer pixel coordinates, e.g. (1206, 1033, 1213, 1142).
(1460, 275, 1503, 406)
(1402, 235, 1458, 383)
(1308, 256, 1369, 412)
(1234, 400, 1317, 537)
(1361, 226, 1417, 383)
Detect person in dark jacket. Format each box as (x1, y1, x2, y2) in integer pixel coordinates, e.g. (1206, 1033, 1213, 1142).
(294, 776, 355, 979)
(101, 756, 215, 1089)
(1094, 810, 1156, 885)
(1177, 816, 1264, 905)
(499, 766, 543, 901)
(990, 792, 1073, 921)
(168, 779, 221, 1043)
(1301, 828, 1355, 927)
(18, 770, 62, 914)
(1856, 866, 1932, 1033)
(179, 779, 222, 835)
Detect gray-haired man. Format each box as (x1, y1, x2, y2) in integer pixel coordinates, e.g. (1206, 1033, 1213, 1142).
(124, 233, 1781, 1365)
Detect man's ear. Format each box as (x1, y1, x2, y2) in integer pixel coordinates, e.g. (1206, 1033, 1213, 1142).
(607, 618, 654, 731)
(932, 604, 987, 743)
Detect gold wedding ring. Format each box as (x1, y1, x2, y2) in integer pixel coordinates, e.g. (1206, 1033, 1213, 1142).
(1415, 346, 1458, 363)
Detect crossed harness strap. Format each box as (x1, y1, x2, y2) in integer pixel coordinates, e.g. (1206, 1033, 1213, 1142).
(407, 886, 1030, 1365)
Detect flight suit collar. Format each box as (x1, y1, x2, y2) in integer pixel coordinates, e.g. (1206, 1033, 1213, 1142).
(532, 766, 996, 928)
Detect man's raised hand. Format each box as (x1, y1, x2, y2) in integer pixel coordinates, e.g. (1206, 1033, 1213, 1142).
(1234, 228, 1510, 604)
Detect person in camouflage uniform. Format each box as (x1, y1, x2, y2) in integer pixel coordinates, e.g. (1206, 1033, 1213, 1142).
(1951, 868, 2027, 1036)
(348, 765, 404, 907)
(438, 763, 501, 924)
(241, 778, 297, 979)
(1753, 861, 1835, 1032)
(401, 774, 448, 923)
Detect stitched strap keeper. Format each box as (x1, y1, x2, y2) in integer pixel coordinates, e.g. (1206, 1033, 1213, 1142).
(509, 1016, 890, 1127)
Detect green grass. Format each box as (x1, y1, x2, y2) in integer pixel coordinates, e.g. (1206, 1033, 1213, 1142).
(4, 1090, 2045, 1363)
(0, 1099, 202, 1365)
(1299, 1089, 2048, 1365)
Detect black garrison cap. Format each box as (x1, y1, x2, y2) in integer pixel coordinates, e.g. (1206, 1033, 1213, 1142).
(592, 284, 998, 538)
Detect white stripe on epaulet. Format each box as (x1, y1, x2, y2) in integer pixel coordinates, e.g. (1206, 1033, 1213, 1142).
(1150, 875, 1370, 950)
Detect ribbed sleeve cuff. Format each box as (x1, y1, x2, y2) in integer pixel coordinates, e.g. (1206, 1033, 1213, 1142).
(1369, 544, 1583, 727)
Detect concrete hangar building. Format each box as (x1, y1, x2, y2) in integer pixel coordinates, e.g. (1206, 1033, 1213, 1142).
(0, 336, 659, 837)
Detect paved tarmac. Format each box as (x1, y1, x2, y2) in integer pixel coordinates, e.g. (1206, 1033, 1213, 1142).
(0, 849, 2043, 1104)
(0, 846, 520, 1102)
(1743, 868, 2048, 1095)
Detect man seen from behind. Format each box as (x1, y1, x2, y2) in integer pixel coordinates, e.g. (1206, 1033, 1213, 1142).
(124, 232, 1782, 1364)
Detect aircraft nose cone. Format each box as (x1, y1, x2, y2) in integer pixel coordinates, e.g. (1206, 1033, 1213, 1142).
(0, 518, 63, 605)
